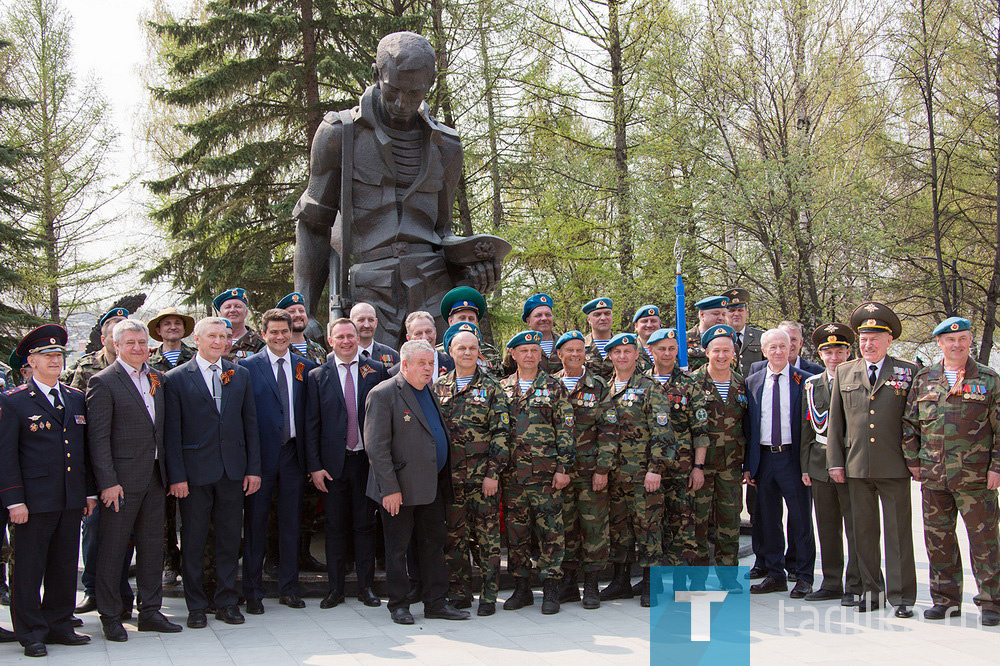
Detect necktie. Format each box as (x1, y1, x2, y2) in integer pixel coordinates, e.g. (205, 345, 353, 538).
(209, 363, 222, 412)
(49, 388, 63, 410)
(362, 349, 370, 359)
(869, 364, 878, 387)
(736, 332, 744, 349)
(771, 373, 781, 446)
(343, 362, 359, 451)
(276, 358, 291, 443)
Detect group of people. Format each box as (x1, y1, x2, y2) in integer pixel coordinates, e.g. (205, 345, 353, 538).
(1, 283, 998, 657)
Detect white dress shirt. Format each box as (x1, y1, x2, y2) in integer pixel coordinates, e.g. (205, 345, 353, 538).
(196, 353, 224, 398)
(336, 352, 362, 449)
(266, 348, 296, 439)
(760, 364, 792, 447)
(866, 357, 885, 384)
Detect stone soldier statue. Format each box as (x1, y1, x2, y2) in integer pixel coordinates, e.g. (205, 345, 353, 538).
(902, 317, 1000, 627)
(293, 31, 507, 347)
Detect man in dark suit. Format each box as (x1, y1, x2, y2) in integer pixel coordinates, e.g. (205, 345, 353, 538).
(240, 309, 315, 613)
(366, 340, 470, 625)
(388, 311, 454, 382)
(164, 316, 261, 629)
(743, 328, 815, 598)
(749, 322, 823, 376)
(0, 325, 97, 657)
(86, 319, 182, 642)
(350, 302, 400, 365)
(305, 318, 388, 609)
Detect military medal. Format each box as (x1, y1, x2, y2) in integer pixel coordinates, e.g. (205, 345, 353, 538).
(403, 411, 412, 422)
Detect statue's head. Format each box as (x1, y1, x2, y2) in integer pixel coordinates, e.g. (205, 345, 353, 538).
(372, 32, 436, 129)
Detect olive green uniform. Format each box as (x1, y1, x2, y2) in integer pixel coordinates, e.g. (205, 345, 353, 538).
(228, 327, 265, 361)
(583, 335, 614, 380)
(686, 327, 709, 372)
(148, 343, 196, 373)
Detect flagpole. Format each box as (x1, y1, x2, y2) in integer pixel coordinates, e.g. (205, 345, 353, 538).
(674, 238, 688, 370)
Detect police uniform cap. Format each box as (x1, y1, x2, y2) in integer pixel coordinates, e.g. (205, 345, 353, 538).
(16, 324, 69, 357)
(646, 328, 678, 346)
(722, 288, 750, 309)
(213, 287, 250, 312)
(695, 296, 729, 311)
(507, 330, 544, 349)
(443, 321, 482, 351)
(7, 351, 27, 370)
(632, 304, 660, 323)
(933, 316, 972, 337)
(555, 330, 585, 350)
(605, 332, 638, 351)
(148, 307, 195, 342)
(581, 297, 613, 315)
(522, 293, 554, 322)
(850, 302, 902, 338)
(812, 322, 854, 350)
(440, 286, 487, 320)
(701, 324, 737, 349)
(99, 307, 130, 328)
(276, 292, 306, 310)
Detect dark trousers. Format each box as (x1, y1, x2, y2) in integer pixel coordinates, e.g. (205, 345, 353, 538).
(381, 487, 449, 613)
(812, 477, 861, 594)
(848, 477, 916, 605)
(163, 495, 181, 571)
(11, 509, 81, 645)
(81, 509, 133, 604)
(322, 452, 376, 593)
(180, 476, 244, 610)
(755, 449, 815, 584)
(97, 466, 166, 621)
(751, 499, 796, 572)
(244, 441, 303, 599)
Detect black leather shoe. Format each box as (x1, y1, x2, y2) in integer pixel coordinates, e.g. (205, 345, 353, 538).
(0, 584, 10, 606)
(215, 605, 245, 625)
(787, 572, 799, 582)
(162, 569, 179, 586)
(263, 558, 279, 579)
(74, 595, 97, 614)
(23, 642, 46, 658)
(120, 604, 133, 621)
(70, 616, 84, 627)
(46, 631, 91, 646)
(319, 592, 345, 609)
(744, 566, 767, 580)
(102, 620, 128, 642)
(279, 595, 306, 609)
(246, 599, 265, 615)
(924, 604, 960, 620)
(187, 610, 207, 629)
(841, 594, 862, 607)
(856, 597, 886, 613)
(299, 553, 326, 573)
(750, 576, 788, 594)
(391, 607, 415, 625)
(404, 581, 422, 605)
(982, 609, 1000, 627)
(449, 595, 473, 609)
(137, 612, 182, 633)
(894, 605, 914, 618)
(477, 601, 496, 616)
(0, 626, 18, 643)
(804, 588, 841, 602)
(790, 581, 813, 599)
(425, 603, 470, 620)
(358, 587, 381, 607)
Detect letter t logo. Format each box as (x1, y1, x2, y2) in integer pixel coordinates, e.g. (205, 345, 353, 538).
(675, 591, 728, 641)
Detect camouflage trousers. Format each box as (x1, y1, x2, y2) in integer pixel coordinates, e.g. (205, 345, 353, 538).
(502, 481, 564, 580)
(662, 475, 697, 566)
(562, 473, 610, 573)
(609, 473, 664, 568)
(446, 484, 501, 603)
(693, 465, 743, 566)
(922, 485, 1000, 610)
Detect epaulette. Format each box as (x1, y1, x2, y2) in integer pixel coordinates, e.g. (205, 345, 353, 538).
(4, 384, 28, 396)
(62, 384, 84, 394)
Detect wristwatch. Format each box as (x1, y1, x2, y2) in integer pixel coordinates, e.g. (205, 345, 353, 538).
(693, 463, 705, 470)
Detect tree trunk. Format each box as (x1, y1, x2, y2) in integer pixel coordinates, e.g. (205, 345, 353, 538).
(607, 0, 633, 284)
(978, 0, 1000, 363)
(299, 0, 322, 146)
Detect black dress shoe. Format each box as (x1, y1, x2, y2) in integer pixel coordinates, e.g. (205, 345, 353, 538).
(477, 601, 496, 616)
(279, 595, 306, 609)
(299, 553, 326, 573)
(924, 604, 960, 620)
(841, 594, 862, 607)
(46, 631, 91, 646)
(0, 626, 18, 643)
(804, 589, 841, 602)
(982, 609, 1000, 627)
(320, 591, 345, 609)
(790, 581, 813, 599)
(246, 598, 265, 615)
(0, 584, 10, 606)
(216, 605, 246, 625)
(137, 612, 183, 633)
(391, 607, 415, 625)
(263, 558, 279, 579)
(894, 605, 914, 618)
(102, 620, 128, 642)
(750, 576, 788, 594)
(75, 594, 97, 614)
(787, 572, 799, 582)
(120, 605, 133, 621)
(449, 595, 473, 609)
(856, 598, 886, 613)
(404, 582, 422, 605)
(162, 569, 179, 586)
(425, 603, 471, 620)
(186, 610, 208, 629)
(744, 566, 767, 580)
(358, 587, 381, 607)
(23, 642, 46, 658)
(70, 616, 84, 627)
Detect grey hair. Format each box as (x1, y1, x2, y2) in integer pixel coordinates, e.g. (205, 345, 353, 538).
(112, 319, 148, 343)
(194, 316, 229, 338)
(405, 311, 435, 333)
(400, 339, 435, 362)
(778, 321, 805, 334)
(761, 328, 791, 348)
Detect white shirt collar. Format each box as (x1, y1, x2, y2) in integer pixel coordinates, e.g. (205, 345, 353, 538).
(116, 357, 147, 375)
(196, 353, 223, 370)
(766, 363, 791, 379)
(866, 356, 886, 375)
(360, 342, 374, 357)
(266, 347, 291, 366)
(335, 351, 360, 367)
(32, 377, 59, 395)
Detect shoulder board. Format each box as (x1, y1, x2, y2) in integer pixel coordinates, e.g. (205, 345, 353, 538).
(62, 384, 84, 394)
(5, 384, 28, 395)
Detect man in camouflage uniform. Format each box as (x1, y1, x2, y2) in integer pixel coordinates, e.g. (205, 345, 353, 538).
(902, 316, 1000, 627)
(632, 305, 661, 375)
(686, 296, 730, 372)
(500, 330, 574, 614)
(434, 322, 511, 616)
(438, 286, 503, 374)
(553, 331, 617, 609)
(64, 307, 128, 390)
(582, 297, 614, 380)
(599, 333, 676, 607)
(501, 294, 562, 377)
(214, 287, 265, 361)
(690, 325, 747, 592)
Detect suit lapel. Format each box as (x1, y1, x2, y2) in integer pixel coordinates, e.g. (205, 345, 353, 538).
(255, 353, 281, 402)
(113, 362, 153, 424)
(873, 357, 892, 393)
(321, 360, 347, 410)
(186, 359, 216, 406)
(220, 359, 236, 412)
(398, 378, 432, 435)
(152, 369, 164, 426)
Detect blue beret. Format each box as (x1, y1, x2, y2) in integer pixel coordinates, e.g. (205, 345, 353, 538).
(647, 328, 678, 346)
(701, 324, 737, 349)
(581, 297, 613, 315)
(441, 286, 487, 319)
(522, 293, 554, 322)
(555, 330, 586, 350)
(213, 287, 250, 312)
(16, 324, 68, 357)
(933, 316, 971, 337)
(221, 318, 233, 330)
(632, 305, 660, 323)
(695, 296, 729, 311)
(276, 292, 305, 310)
(99, 307, 129, 328)
(507, 330, 544, 349)
(443, 321, 482, 352)
(605, 332, 637, 352)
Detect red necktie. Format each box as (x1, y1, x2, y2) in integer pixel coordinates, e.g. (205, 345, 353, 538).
(343, 362, 359, 451)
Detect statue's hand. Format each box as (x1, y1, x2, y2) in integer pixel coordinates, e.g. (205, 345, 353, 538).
(465, 259, 501, 293)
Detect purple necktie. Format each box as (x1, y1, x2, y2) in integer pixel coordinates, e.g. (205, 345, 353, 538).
(771, 373, 781, 446)
(343, 362, 359, 451)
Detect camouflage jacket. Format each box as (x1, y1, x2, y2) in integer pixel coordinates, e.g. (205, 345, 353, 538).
(499, 371, 575, 484)
(436, 340, 504, 377)
(686, 327, 708, 372)
(0, 361, 12, 391)
(636, 344, 654, 375)
(228, 327, 265, 361)
(583, 334, 614, 380)
(501, 335, 563, 377)
(148, 343, 196, 373)
(645, 367, 710, 477)
(67, 348, 115, 390)
(902, 357, 1000, 489)
(553, 368, 618, 476)
(292, 339, 329, 365)
(435, 367, 512, 484)
(608, 372, 676, 482)
(691, 366, 747, 472)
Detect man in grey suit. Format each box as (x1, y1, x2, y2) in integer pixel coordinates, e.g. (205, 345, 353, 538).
(365, 340, 470, 625)
(87, 320, 182, 642)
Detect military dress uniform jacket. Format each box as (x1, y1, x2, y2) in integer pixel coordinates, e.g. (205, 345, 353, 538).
(434, 367, 512, 484)
(499, 372, 575, 484)
(827, 356, 916, 478)
(148, 343, 196, 373)
(690, 367, 748, 471)
(608, 373, 677, 482)
(736, 326, 765, 377)
(554, 368, 617, 476)
(902, 358, 1000, 488)
(801, 372, 835, 481)
(645, 369, 709, 477)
